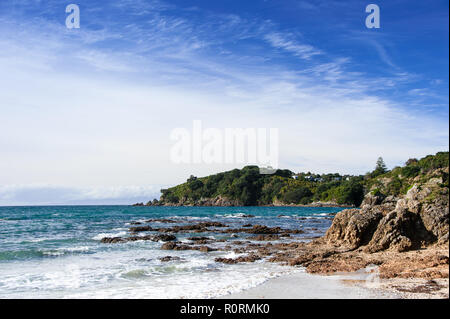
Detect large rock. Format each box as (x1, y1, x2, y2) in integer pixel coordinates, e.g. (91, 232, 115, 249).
(420, 196, 449, 244)
(324, 208, 383, 249)
(325, 180, 448, 253)
(405, 184, 449, 244)
(365, 210, 417, 253)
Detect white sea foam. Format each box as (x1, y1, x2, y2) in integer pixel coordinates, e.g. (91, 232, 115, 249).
(41, 246, 91, 256)
(0, 244, 299, 299)
(221, 213, 260, 218)
(92, 231, 127, 240)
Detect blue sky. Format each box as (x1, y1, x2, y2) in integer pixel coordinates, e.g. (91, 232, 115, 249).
(0, 0, 448, 205)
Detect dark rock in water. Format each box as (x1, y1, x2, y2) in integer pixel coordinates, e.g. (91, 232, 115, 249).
(101, 237, 126, 244)
(188, 236, 210, 241)
(249, 234, 280, 241)
(156, 221, 228, 234)
(127, 235, 154, 242)
(160, 242, 215, 252)
(146, 218, 178, 224)
(130, 221, 142, 225)
(242, 224, 252, 227)
(198, 246, 215, 252)
(152, 234, 177, 242)
(187, 236, 214, 244)
(160, 242, 193, 251)
(284, 229, 304, 234)
(132, 202, 145, 207)
(161, 242, 178, 250)
(246, 225, 281, 234)
(198, 222, 227, 228)
(242, 214, 255, 218)
(101, 234, 176, 244)
(159, 256, 181, 262)
(129, 226, 153, 232)
(215, 254, 261, 264)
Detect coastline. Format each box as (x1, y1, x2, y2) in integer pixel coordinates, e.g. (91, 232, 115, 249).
(219, 267, 449, 299)
(132, 203, 355, 208)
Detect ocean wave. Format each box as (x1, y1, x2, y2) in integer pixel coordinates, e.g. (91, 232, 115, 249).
(92, 231, 127, 240)
(220, 213, 260, 218)
(42, 246, 91, 256)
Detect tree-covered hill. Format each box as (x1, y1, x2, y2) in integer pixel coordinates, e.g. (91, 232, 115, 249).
(140, 152, 448, 207)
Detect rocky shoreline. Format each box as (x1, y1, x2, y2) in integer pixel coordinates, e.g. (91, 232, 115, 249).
(122, 154, 450, 297)
(108, 175, 450, 298)
(132, 199, 354, 208)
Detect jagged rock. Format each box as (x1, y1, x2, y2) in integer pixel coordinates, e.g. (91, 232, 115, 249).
(324, 208, 382, 249)
(422, 200, 449, 244)
(325, 177, 449, 254)
(365, 207, 433, 253)
(361, 192, 385, 208)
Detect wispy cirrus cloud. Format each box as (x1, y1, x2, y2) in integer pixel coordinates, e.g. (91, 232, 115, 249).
(0, 0, 447, 205)
(264, 32, 322, 60)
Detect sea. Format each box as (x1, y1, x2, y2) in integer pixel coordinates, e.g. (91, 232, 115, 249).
(0, 205, 343, 299)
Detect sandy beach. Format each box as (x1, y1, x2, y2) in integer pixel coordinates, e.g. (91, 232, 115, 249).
(220, 267, 449, 299)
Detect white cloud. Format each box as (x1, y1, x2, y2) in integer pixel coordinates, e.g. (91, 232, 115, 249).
(0, 2, 448, 205)
(0, 184, 161, 206)
(264, 32, 322, 60)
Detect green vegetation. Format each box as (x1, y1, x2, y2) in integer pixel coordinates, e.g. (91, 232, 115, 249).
(160, 152, 449, 207)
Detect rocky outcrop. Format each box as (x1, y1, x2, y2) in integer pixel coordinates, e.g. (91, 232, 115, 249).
(158, 195, 242, 207)
(214, 254, 261, 264)
(161, 242, 217, 252)
(324, 208, 382, 249)
(325, 175, 449, 253)
(101, 234, 176, 244)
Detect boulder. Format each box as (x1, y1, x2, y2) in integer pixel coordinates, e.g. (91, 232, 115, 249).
(324, 208, 382, 249)
(129, 226, 153, 232)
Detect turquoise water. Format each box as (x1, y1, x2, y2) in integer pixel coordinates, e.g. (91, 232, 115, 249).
(0, 205, 342, 298)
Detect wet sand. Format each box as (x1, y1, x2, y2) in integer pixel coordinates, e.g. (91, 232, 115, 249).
(218, 267, 449, 299)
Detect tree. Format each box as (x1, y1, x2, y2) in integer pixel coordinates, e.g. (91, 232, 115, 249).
(372, 157, 388, 177)
(187, 175, 197, 183)
(405, 158, 418, 166)
(282, 187, 313, 204)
